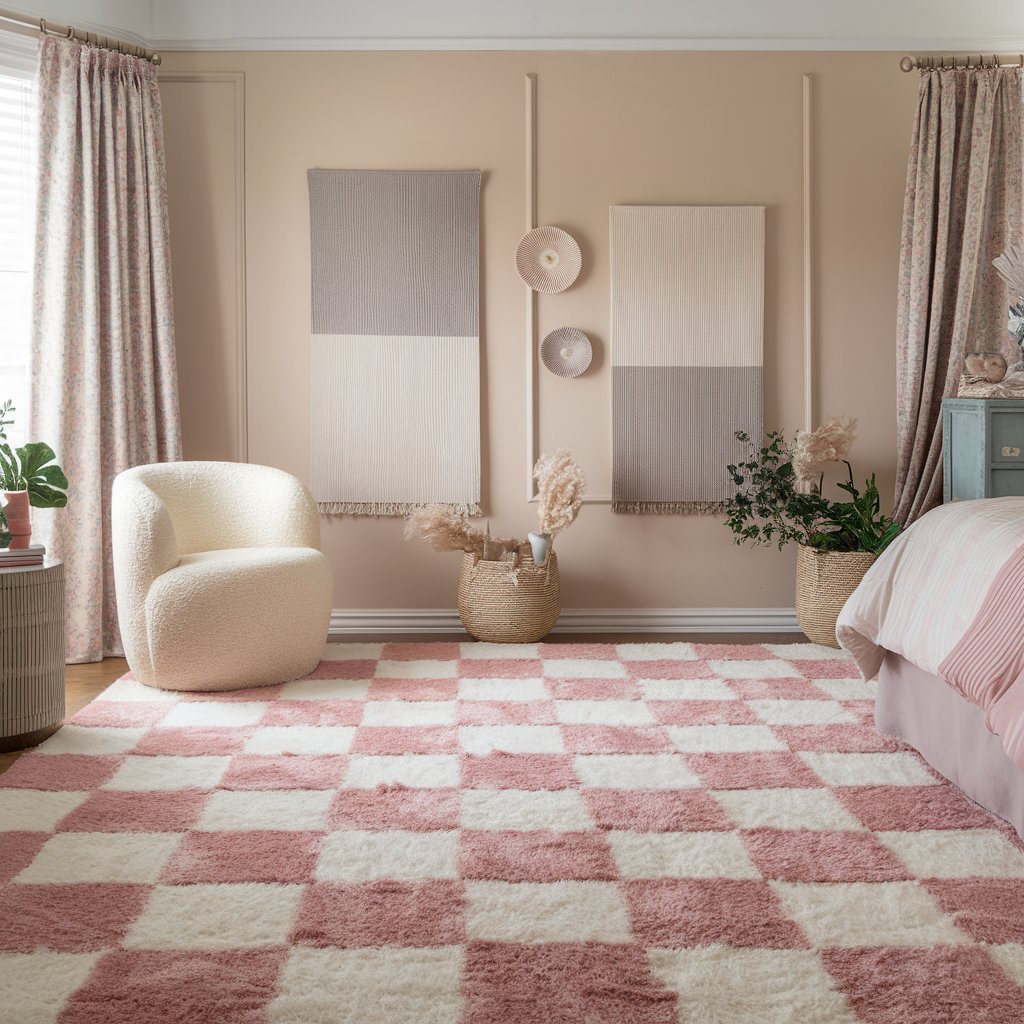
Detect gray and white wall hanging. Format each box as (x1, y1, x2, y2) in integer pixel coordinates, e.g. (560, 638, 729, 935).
(515, 226, 582, 293)
(541, 328, 593, 378)
(307, 169, 482, 516)
(611, 205, 765, 514)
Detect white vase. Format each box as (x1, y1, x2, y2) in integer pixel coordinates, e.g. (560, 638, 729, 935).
(528, 531, 552, 566)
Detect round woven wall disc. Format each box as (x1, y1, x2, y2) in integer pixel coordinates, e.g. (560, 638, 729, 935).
(541, 328, 593, 378)
(515, 227, 583, 293)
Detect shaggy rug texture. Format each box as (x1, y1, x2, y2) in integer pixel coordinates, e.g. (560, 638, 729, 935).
(2, 642, 1024, 1023)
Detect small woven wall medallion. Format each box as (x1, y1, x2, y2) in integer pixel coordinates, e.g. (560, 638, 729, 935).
(515, 226, 583, 293)
(541, 328, 593, 378)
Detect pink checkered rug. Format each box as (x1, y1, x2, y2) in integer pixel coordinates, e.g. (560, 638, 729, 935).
(3, 641, 1024, 1023)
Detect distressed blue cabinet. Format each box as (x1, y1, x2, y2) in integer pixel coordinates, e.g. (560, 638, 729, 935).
(942, 398, 1024, 501)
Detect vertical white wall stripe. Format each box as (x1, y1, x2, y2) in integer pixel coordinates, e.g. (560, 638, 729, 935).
(802, 72, 815, 432)
(525, 72, 539, 501)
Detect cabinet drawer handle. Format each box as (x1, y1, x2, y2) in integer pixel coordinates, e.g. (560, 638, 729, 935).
(1002, 446, 1021, 457)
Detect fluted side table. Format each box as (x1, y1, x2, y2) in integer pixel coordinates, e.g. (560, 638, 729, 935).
(0, 560, 65, 751)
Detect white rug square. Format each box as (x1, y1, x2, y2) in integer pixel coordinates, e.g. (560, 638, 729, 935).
(573, 754, 698, 789)
(812, 679, 878, 700)
(608, 831, 760, 879)
(748, 699, 857, 725)
(879, 829, 1024, 878)
(457, 678, 548, 701)
(32, 725, 145, 755)
(713, 788, 865, 831)
(125, 883, 303, 949)
(0, 952, 102, 1024)
(160, 702, 267, 727)
(465, 880, 632, 943)
(363, 701, 457, 726)
(458, 725, 565, 755)
(102, 755, 230, 791)
(667, 725, 786, 753)
(543, 658, 627, 679)
(460, 789, 593, 831)
(772, 881, 968, 947)
(0, 790, 87, 832)
(708, 659, 798, 678)
(16, 832, 180, 883)
(376, 660, 458, 679)
(317, 829, 459, 881)
(801, 752, 939, 787)
(554, 700, 656, 725)
(268, 946, 464, 1024)
(244, 726, 357, 755)
(764, 643, 850, 660)
(989, 943, 1024, 986)
(280, 678, 372, 701)
(648, 946, 859, 1024)
(616, 642, 699, 661)
(640, 679, 737, 701)
(94, 677, 179, 702)
(343, 754, 460, 789)
(196, 790, 332, 831)
(460, 642, 539, 659)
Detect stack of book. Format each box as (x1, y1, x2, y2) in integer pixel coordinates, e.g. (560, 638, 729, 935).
(0, 543, 45, 569)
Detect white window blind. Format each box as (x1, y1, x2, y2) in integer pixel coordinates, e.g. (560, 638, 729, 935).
(0, 30, 37, 449)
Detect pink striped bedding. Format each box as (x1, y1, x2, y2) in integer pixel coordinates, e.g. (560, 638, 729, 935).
(837, 497, 1024, 770)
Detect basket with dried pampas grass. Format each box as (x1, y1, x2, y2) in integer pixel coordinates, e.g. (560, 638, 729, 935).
(404, 450, 585, 642)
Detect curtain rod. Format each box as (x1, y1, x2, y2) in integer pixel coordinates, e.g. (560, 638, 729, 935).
(0, 5, 160, 64)
(900, 53, 1024, 72)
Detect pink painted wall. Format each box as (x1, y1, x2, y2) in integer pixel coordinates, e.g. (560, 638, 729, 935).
(160, 50, 917, 611)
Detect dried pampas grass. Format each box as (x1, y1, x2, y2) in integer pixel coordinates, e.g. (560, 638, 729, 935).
(793, 416, 858, 484)
(534, 449, 586, 536)
(994, 246, 1024, 299)
(404, 505, 521, 560)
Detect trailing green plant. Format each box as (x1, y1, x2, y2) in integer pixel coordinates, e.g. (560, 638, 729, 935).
(0, 399, 69, 510)
(724, 427, 901, 555)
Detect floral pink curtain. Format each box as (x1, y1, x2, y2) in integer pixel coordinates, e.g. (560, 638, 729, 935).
(895, 68, 1023, 524)
(29, 36, 181, 663)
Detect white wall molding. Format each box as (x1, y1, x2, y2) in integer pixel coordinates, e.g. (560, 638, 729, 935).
(329, 607, 800, 637)
(150, 37, 1024, 54)
(6, 1, 1024, 54)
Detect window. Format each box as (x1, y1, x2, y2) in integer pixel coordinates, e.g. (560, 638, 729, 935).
(0, 30, 36, 449)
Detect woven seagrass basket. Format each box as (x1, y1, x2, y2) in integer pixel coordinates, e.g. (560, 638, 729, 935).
(795, 544, 876, 648)
(457, 550, 561, 643)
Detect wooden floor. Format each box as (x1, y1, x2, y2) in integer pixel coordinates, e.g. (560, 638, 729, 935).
(0, 633, 807, 774)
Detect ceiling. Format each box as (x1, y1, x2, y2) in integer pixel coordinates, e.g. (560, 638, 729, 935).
(7, 0, 1024, 52)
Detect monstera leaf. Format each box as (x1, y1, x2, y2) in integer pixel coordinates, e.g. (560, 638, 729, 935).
(15, 442, 68, 508)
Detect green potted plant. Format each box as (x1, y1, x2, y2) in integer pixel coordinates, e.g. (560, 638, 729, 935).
(724, 417, 901, 647)
(0, 399, 69, 545)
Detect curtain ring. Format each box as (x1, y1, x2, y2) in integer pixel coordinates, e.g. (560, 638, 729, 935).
(66, 24, 74, 39)
(39, 18, 46, 35)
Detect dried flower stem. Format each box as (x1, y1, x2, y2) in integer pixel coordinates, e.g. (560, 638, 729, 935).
(533, 449, 586, 537)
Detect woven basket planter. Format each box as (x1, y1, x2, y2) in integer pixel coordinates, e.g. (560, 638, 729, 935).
(795, 544, 876, 648)
(458, 550, 561, 643)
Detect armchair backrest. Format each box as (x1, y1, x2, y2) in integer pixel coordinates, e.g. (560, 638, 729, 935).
(119, 461, 320, 555)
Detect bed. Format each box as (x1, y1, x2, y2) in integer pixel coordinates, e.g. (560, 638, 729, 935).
(837, 496, 1024, 838)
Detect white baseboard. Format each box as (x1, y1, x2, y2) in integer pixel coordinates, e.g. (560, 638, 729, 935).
(328, 607, 800, 637)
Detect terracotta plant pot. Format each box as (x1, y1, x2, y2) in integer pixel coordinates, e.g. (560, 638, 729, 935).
(2, 490, 30, 540)
(794, 544, 876, 648)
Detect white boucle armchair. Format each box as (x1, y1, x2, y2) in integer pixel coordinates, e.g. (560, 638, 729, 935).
(112, 462, 332, 692)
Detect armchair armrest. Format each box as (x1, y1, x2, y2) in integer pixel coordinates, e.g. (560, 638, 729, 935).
(112, 470, 180, 681)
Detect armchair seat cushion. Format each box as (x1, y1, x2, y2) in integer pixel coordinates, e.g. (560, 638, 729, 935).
(144, 547, 332, 692)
